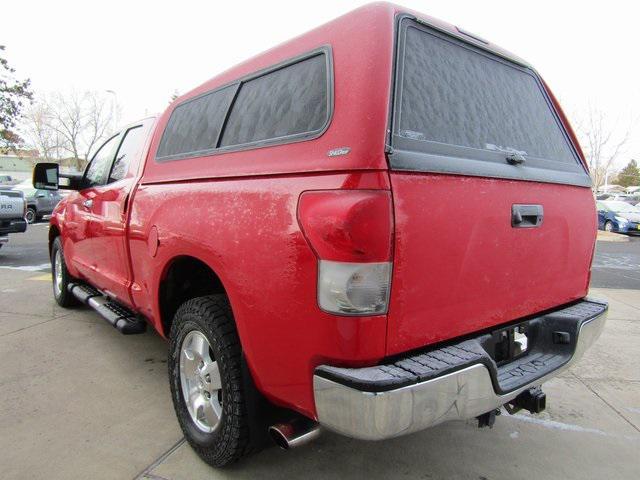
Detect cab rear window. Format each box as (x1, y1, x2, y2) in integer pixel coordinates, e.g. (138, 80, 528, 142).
(390, 18, 590, 187)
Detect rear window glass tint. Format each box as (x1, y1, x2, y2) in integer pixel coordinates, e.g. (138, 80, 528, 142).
(220, 54, 327, 147)
(156, 85, 236, 159)
(398, 25, 575, 163)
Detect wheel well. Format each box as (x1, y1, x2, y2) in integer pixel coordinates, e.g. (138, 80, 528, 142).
(48, 225, 60, 255)
(159, 256, 227, 337)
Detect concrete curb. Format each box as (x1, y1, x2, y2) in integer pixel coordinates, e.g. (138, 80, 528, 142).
(597, 231, 630, 242)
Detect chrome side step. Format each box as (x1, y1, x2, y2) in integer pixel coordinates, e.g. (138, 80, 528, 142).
(68, 283, 146, 334)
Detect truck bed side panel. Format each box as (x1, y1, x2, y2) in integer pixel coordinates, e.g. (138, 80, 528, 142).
(128, 172, 390, 418)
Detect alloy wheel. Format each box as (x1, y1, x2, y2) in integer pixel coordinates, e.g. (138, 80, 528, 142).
(179, 330, 223, 433)
(53, 249, 63, 297)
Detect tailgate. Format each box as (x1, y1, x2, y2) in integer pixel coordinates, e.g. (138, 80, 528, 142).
(0, 191, 25, 220)
(386, 173, 595, 354)
(385, 17, 594, 355)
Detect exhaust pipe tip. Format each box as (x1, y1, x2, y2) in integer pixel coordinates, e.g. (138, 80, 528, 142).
(268, 425, 292, 450)
(268, 418, 321, 450)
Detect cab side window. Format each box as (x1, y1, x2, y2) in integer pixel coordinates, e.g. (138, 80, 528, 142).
(109, 126, 144, 182)
(85, 135, 119, 187)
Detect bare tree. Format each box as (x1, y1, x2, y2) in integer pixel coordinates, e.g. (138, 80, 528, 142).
(23, 99, 62, 161)
(575, 106, 632, 190)
(23, 90, 119, 171)
(51, 90, 118, 170)
(51, 91, 83, 168)
(81, 91, 116, 161)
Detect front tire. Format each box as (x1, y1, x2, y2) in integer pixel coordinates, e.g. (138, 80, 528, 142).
(51, 237, 78, 307)
(168, 295, 252, 467)
(604, 221, 614, 232)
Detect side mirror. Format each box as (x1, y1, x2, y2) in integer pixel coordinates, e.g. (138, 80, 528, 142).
(33, 163, 84, 191)
(33, 163, 59, 190)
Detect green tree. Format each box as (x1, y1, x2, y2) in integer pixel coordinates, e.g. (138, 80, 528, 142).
(617, 159, 640, 188)
(0, 45, 32, 149)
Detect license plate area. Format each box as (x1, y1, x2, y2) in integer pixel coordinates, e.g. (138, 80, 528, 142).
(491, 323, 529, 365)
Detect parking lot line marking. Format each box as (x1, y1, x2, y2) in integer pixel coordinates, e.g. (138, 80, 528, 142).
(28, 273, 51, 281)
(510, 414, 640, 441)
(0, 263, 50, 272)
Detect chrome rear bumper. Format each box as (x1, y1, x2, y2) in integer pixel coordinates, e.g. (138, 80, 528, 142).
(313, 298, 607, 440)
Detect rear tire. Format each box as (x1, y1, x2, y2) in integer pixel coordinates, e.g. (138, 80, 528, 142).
(604, 221, 614, 232)
(51, 237, 78, 308)
(26, 207, 36, 224)
(168, 295, 252, 467)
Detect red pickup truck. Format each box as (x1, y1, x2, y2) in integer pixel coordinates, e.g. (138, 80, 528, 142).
(34, 2, 607, 467)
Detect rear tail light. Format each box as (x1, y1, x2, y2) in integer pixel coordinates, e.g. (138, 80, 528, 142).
(297, 190, 393, 316)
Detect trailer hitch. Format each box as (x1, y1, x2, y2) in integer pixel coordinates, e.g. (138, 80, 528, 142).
(477, 387, 546, 428)
(504, 386, 547, 415)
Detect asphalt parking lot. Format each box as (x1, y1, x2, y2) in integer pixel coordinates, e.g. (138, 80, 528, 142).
(1, 225, 639, 480)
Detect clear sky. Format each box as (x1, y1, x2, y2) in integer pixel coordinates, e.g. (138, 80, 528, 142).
(4, 0, 639, 169)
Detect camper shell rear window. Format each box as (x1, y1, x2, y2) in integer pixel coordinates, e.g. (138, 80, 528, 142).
(389, 17, 591, 187)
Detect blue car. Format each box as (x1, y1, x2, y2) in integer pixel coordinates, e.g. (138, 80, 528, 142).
(596, 200, 640, 234)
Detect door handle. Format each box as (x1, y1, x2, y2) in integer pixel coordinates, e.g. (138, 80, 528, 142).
(512, 204, 543, 228)
(83, 199, 93, 210)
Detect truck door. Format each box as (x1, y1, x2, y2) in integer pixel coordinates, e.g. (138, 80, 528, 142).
(86, 120, 153, 307)
(63, 134, 120, 279)
(34, 190, 48, 215)
(45, 190, 58, 213)
(35, 189, 55, 215)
